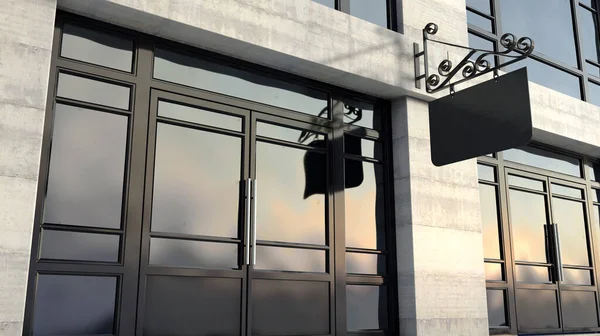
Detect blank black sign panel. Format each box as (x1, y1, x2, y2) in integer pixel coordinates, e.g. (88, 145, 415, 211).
(429, 67, 533, 166)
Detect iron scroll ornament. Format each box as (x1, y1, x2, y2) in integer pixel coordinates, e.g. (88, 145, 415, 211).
(414, 23, 535, 94)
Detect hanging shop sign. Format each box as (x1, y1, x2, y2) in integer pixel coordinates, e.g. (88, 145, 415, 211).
(414, 23, 535, 166)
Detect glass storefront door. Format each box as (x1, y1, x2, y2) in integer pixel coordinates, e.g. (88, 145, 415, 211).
(506, 168, 600, 334)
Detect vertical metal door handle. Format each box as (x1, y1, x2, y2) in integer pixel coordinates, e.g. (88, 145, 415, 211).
(553, 223, 564, 282)
(252, 179, 257, 265)
(245, 179, 252, 265)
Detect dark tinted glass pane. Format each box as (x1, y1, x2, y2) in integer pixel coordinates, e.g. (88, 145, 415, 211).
(552, 184, 583, 199)
(468, 34, 495, 65)
(154, 48, 328, 117)
(553, 198, 590, 266)
(587, 81, 600, 106)
(499, 0, 577, 66)
(158, 101, 241, 131)
(33, 275, 116, 335)
(149, 238, 238, 269)
(347, 285, 388, 331)
(467, 10, 493, 31)
(40, 230, 119, 262)
(256, 142, 326, 245)
(57, 73, 130, 110)
(505, 58, 581, 99)
(349, 0, 388, 28)
(578, 6, 600, 64)
(591, 163, 600, 181)
(563, 268, 592, 285)
(257, 122, 325, 147)
(486, 290, 508, 327)
(504, 146, 581, 177)
(144, 276, 241, 336)
(61, 24, 133, 72)
(345, 135, 383, 160)
(515, 265, 551, 283)
(508, 174, 545, 191)
(312, 0, 335, 8)
(252, 280, 329, 335)
(516, 289, 559, 329)
(343, 99, 380, 129)
(346, 161, 385, 249)
(44, 105, 127, 229)
(255, 246, 325, 272)
(467, 0, 491, 14)
(479, 184, 501, 259)
(561, 290, 599, 328)
(347, 252, 386, 275)
(478, 164, 495, 182)
(151, 123, 241, 238)
(485, 262, 503, 281)
(509, 189, 549, 263)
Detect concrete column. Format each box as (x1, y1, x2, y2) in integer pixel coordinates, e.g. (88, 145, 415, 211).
(0, 0, 57, 334)
(392, 97, 488, 335)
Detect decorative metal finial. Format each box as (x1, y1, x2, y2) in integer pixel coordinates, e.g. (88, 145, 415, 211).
(414, 22, 535, 94)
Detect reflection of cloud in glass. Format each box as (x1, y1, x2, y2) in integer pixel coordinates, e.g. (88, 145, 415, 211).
(553, 198, 590, 266)
(345, 162, 385, 250)
(479, 184, 501, 259)
(44, 104, 127, 229)
(154, 48, 328, 117)
(256, 142, 325, 245)
(509, 189, 548, 263)
(151, 123, 241, 238)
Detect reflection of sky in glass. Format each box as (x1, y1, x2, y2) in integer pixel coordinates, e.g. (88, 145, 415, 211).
(255, 246, 325, 272)
(40, 230, 119, 262)
(256, 142, 326, 245)
(61, 23, 133, 72)
(158, 101, 241, 131)
(484, 262, 503, 281)
(149, 238, 238, 269)
(579, 6, 600, 64)
(154, 48, 328, 117)
(348, 0, 388, 28)
(44, 104, 127, 229)
(479, 184, 501, 259)
(486, 290, 507, 327)
(509, 189, 548, 263)
(505, 58, 581, 99)
(467, 0, 491, 14)
(515, 265, 550, 283)
(57, 73, 131, 110)
(467, 11, 492, 31)
(499, 0, 577, 66)
(345, 161, 385, 250)
(563, 268, 592, 285)
(346, 285, 387, 331)
(553, 198, 590, 266)
(516, 289, 559, 329)
(561, 291, 599, 328)
(151, 123, 241, 238)
(504, 146, 581, 177)
(311, 0, 334, 8)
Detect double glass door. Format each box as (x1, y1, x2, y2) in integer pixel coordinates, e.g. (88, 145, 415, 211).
(136, 90, 334, 335)
(506, 168, 600, 334)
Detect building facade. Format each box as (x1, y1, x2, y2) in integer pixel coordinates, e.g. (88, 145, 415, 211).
(0, 0, 599, 335)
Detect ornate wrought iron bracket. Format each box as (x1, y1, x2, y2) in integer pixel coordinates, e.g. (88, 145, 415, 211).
(414, 23, 535, 94)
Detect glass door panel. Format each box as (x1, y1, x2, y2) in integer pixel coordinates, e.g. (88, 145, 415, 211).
(138, 91, 250, 336)
(249, 115, 333, 336)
